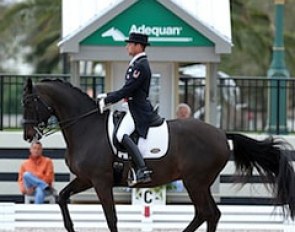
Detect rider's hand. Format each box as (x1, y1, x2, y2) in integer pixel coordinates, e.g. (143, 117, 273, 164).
(97, 93, 107, 99)
(96, 93, 107, 113)
(98, 98, 105, 114)
(25, 187, 35, 195)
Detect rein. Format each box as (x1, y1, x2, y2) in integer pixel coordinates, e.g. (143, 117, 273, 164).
(23, 93, 100, 138)
(42, 108, 99, 137)
(58, 108, 99, 130)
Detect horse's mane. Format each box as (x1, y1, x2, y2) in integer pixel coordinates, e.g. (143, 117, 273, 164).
(39, 78, 95, 104)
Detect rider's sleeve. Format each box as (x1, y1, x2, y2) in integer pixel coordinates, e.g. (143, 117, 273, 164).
(105, 65, 145, 104)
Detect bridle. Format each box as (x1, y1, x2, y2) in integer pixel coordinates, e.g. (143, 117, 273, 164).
(22, 93, 99, 138)
(22, 93, 54, 138)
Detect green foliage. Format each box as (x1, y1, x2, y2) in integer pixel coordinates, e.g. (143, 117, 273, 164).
(0, 0, 294, 76)
(220, 0, 295, 76)
(0, 0, 61, 73)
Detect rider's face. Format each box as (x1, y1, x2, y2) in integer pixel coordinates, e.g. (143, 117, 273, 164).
(126, 43, 142, 57)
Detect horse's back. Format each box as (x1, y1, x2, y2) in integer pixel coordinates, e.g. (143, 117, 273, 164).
(168, 118, 228, 146)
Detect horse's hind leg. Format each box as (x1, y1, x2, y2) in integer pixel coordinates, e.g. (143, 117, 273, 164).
(58, 178, 92, 232)
(206, 191, 221, 232)
(183, 182, 220, 232)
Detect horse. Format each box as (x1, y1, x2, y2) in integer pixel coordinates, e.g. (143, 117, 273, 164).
(22, 78, 295, 232)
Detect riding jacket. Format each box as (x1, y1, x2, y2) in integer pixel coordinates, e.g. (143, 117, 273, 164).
(104, 53, 154, 138)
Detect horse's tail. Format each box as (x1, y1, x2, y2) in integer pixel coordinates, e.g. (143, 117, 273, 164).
(226, 133, 295, 219)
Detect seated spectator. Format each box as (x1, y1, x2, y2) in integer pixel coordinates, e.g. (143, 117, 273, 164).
(18, 141, 54, 204)
(176, 103, 192, 119)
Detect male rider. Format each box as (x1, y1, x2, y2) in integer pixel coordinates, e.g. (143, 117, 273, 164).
(98, 32, 153, 186)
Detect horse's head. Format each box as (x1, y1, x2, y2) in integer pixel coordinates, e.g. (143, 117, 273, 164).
(22, 78, 54, 142)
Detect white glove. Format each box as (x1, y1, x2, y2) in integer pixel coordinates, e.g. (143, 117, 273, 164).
(97, 93, 107, 99)
(99, 98, 105, 114)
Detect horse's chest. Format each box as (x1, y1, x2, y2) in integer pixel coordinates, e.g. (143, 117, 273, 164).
(68, 157, 98, 178)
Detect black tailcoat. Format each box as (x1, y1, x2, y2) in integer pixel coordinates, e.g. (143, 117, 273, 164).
(105, 55, 154, 138)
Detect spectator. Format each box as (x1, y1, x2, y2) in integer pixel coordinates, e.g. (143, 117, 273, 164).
(176, 103, 192, 119)
(18, 141, 54, 204)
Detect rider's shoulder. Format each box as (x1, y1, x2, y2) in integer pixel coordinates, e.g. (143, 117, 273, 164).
(134, 56, 148, 66)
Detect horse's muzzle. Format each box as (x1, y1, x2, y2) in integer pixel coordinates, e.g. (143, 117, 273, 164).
(23, 126, 41, 142)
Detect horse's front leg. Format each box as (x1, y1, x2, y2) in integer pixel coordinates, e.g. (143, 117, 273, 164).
(58, 178, 92, 232)
(94, 182, 118, 232)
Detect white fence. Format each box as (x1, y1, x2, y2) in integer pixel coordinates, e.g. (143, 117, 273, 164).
(2, 131, 295, 204)
(0, 203, 294, 232)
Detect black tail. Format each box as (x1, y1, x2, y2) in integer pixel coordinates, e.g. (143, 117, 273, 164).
(226, 133, 295, 219)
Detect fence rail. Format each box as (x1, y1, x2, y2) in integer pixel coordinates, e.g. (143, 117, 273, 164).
(1, 74, 295, 134)
(0, 74, 104, 130)
(180, 76, 295, 133)
(0, 203, 294, 232)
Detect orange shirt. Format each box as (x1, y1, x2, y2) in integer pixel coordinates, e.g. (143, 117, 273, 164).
(18, 155, 54, 194)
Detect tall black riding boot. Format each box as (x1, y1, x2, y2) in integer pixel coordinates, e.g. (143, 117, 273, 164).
(122, 134, 152, 186)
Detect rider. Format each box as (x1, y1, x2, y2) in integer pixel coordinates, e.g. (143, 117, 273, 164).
(98, 32, 153, 186)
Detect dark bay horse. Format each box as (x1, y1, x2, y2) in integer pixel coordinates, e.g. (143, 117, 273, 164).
(22, 78, 295, 232)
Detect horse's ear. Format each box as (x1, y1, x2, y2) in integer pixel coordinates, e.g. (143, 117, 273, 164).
(25, 78, 33, 94)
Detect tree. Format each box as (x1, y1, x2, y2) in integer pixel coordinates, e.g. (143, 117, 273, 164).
(220, 0, 295, 76)
(0, 1, 13, 73)
(0, 0, 294, 76)
(0, 0, 61, 73)
(220, 0, 273, 76)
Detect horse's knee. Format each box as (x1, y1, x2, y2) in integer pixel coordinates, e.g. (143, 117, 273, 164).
(57, 189, 69, 205)
(56, 194, 63, 206)
(215, 207, 221, 222)
(205, 206, 221, 225)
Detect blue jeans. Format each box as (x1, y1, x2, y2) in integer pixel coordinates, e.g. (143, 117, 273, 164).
(23, 171, 49, 204)
(172, 180, 184, 192)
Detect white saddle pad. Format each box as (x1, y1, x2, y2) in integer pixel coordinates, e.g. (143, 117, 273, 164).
(108, 111, 169, 160)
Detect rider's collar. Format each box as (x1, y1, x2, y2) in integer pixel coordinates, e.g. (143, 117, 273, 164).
(129, 52, 146, 66)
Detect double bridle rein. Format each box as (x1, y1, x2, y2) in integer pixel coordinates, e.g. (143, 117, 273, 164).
(22, 93, 99, 138)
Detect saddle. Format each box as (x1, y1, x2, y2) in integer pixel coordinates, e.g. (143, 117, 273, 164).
(107, 110, 168, 160)
(109, 109, 168, 185)
(112, 110, 164, 152)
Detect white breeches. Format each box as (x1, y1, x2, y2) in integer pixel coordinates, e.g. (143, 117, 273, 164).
(116, 110, 135, 142)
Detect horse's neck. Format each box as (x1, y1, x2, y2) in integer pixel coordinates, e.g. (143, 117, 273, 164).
(37, 83, 105, 143)
(61, 111, 107, 165)
(38, 84, 92, 119)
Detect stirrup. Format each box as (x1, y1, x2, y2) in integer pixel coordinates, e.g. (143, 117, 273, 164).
(127, 168, 137, 187)
(127, 168, 152, 187)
